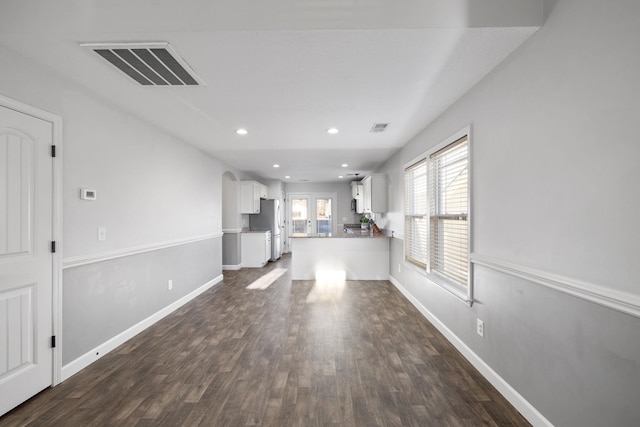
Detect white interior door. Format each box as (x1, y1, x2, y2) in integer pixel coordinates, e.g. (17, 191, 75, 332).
(0, 105, 53, 416)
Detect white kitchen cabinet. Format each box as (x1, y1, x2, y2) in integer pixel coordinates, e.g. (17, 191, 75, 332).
(362, 174, 387, 213)
(240, 181, 267, 214)
(241, 231, 271, 267)
(257, 183, 268, 199)
(362, 177, 371, 213)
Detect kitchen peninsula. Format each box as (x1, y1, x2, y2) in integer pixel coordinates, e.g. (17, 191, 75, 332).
(290, 229, 390, 280)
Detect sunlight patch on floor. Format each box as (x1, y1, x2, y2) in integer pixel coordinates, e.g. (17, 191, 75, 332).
(315, 270, 346, 282)
(306, 270, 346, 303)
(246, 268, 287, 290)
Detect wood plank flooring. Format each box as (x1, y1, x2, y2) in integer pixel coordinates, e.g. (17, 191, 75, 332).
(2, 254, 530, 426)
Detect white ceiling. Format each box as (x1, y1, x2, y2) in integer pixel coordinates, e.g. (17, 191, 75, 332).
(0, 0, 542, 182)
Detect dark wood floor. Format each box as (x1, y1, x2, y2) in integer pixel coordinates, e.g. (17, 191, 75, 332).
(2, 254, 529, 426)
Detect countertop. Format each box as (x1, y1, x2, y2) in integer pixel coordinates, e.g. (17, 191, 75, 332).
(290, 229, 391, 239)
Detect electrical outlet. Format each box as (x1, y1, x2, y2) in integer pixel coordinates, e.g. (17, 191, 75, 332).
(97, 226, 106, 241)
(168, 280, 173, 290)
(397, 263, 401, 273)
(476, 319, 484, 337)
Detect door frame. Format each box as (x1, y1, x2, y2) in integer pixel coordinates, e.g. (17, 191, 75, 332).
(1, 94, 63, 386)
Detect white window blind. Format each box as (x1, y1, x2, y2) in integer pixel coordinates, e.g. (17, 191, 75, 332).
(404, 158, 428, 268)
(429, 136, 469, 286)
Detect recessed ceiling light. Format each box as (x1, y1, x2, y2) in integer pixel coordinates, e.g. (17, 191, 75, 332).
(236, 128, 248, 135)
(338, 175, 344, 179)
(341, 163, 348, 168)
(285, 176, 291, 179)
(327, 128, 339, 134)
(273, 164, 280, 168)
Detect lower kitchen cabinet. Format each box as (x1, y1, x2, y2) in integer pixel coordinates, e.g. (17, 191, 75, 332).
(241, 231, 272, 268)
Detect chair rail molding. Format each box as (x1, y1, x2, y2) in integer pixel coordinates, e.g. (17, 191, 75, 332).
(470, 253, 640, 318)
(63, 232, 223, 269)
(222, 228, 243, 233)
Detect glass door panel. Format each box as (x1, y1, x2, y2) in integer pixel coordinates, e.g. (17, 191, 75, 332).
(316, 198, 332, 234)
(290, 197, 310, 234)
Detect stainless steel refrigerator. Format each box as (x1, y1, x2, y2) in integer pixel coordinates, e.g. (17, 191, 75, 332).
(249, 199, 282, 261)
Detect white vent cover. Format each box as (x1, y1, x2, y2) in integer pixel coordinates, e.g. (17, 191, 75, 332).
(81, 42, 204, 86)
(370, 123, 390, 133)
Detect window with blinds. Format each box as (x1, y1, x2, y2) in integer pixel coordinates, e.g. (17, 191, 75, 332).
(404, 132, 470, 291)
(429, 136, 469, 286)
(404, 159, 428, 268)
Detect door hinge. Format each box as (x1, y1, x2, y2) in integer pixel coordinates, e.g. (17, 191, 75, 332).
(51, 335, 56, 348)
(51, 241, 56, 253)
(51, 145, 56, 158)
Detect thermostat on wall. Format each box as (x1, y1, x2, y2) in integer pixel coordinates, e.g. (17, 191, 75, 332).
(80, 188, 97, 200)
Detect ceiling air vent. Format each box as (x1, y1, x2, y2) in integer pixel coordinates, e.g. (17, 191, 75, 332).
(370, 123, 389, 133)
(81, 42, 204, 86)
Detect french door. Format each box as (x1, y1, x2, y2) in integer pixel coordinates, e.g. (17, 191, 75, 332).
(290, 196, 311, 234)
(286, 193, 335, 249)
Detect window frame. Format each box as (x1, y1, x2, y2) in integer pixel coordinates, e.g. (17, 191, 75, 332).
(403, 126, 473, 305)
(404, 158, 428, 269)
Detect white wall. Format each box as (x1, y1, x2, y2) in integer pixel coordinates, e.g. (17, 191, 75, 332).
(386, 0, 640, 295)
(61, 91, 223, 258)
(0, 44, 228, 371)
(378, 0, 640, 425)
(0, 45, 226, 257)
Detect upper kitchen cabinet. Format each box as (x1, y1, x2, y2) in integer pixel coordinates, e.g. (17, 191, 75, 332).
(257, 183, 268, 199)
(240, 181, 268, 214)
(362, 174, 387, 213)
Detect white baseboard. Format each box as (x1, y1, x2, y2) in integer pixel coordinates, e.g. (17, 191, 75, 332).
(222, 264, 242, 270)
(61, 274, 223, 381)
(388, 275, 552, 427)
